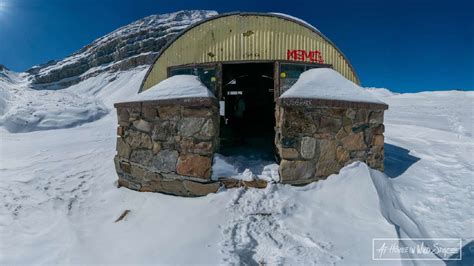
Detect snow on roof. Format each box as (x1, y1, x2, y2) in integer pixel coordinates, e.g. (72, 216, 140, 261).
(280, 68, 385, 104)
(130, 75, 215, 102)
(270, 13, 320, 33)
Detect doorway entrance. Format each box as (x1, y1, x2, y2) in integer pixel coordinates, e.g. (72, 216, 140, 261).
(219, 63, 276, 157)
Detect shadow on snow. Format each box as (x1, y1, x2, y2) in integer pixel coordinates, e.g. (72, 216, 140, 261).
(384, 143, 420, 178)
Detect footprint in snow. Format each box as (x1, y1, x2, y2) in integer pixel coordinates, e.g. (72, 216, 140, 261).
(218, 185, 342, 265)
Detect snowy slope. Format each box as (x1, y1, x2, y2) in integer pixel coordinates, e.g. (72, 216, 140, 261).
(380, 90, 472, 137)
(0, 9, 218, 132)
(0, 65, 472, 264)
(369, 89, 474, 249)
(0, 66, 148, 132)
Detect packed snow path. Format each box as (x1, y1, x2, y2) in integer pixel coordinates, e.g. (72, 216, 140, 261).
(1, 67, 472, 264)
(220, 185, 344, 265)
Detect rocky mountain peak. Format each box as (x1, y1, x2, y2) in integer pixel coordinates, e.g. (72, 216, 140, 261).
(27, 10, 217, 89)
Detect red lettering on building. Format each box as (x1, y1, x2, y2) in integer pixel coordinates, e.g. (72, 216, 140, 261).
(287, 49, 324, 64)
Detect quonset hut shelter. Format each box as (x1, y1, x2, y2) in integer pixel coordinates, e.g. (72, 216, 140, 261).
(114, 12, 388, 196)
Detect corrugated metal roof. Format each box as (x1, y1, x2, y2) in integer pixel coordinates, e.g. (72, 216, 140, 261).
(140, 12, 360, 92)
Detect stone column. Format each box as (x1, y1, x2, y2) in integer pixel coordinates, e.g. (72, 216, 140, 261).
(113, 97, 221, 196)
(275, 98, 388, 185)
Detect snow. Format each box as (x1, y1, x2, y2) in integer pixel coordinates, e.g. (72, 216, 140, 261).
(270, 12, 320, 33)
(0, 66, 148, 133)
(0, 66, 472, 264)
(365, 87, 399, 98)
(128, 75, 215, 102)
(212, 153, 280, 182)
(368, 89, 474, 253)
(280, 68, 386, 104)
(378, 89, 473, 137)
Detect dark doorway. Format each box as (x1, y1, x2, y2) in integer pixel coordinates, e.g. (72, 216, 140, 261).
(219, 63, 275, 156)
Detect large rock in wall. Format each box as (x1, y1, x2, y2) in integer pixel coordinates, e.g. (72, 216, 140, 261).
(275, 98, 388, 185)
(113, 98, 221, 196)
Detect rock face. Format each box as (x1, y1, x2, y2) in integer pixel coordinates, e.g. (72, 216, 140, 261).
(275, 98, 387, 185)
(27, 10, 217, 89)
(114, 97, 220, 196)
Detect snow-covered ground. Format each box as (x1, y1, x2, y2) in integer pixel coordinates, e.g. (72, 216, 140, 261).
(0, 67, 147, 132)
(0, 67, 472, 265)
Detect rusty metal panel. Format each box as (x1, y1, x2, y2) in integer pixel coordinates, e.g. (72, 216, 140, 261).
(142, 14, 359, 91)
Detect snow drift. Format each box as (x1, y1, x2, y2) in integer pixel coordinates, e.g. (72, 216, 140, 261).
(130, 74, 215, 101)
(281, 68, 385, 104)
(0, 67, 148, 133)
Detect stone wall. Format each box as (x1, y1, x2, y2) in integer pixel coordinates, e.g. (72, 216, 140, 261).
(113, 98, 222, 196)
(114, 96, 387, 196)
(275, 98, 388, 185)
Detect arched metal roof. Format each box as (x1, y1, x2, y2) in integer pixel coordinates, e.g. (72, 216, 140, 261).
(140, 12, 360, 92)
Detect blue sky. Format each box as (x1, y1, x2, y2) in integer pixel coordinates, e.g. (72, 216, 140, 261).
(0, 0, 472, 92)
